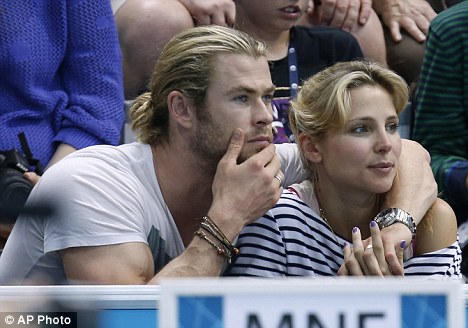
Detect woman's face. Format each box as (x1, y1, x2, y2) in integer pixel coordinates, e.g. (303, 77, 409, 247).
(312, 85, 402, 195)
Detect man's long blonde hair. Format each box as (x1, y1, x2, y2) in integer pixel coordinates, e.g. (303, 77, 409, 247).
(130, 25, 268, 144)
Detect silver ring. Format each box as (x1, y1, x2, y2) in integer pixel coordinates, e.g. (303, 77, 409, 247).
(274, 174, 283, 187)
(365, 244, 373, 250)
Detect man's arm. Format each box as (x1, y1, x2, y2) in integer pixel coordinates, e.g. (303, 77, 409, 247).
(383, 139, 437, 225)
(376, 139, 437, 272)
(61, 129, 284, 284)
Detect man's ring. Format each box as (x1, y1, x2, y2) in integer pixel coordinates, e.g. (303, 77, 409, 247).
(365, 244, 373, 250)
(274, 173, 283, 187)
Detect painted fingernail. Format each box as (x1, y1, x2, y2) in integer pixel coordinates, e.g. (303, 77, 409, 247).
(352, 227, 358, 234)
(342, 242, 348, 248)
(400, 240, 406, 249)
(370, 220, 377, 228)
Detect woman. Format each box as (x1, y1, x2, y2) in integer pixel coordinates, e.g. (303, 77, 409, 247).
(225, 61, 461, 278)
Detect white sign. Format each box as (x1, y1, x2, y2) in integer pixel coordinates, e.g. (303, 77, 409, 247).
(159, 277, 465, 328)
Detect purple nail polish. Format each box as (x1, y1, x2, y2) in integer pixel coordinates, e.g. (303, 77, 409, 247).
(400, 240, 406, 249)
(370, 220, 376, 228)
(342, 242, 348, 248)
(352, 227, 358, 233)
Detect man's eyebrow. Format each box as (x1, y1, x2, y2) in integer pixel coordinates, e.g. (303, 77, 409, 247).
(266, 85, 277, 93)
(228, 84, 277, 94)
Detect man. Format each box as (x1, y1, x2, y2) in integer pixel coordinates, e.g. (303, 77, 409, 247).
(0, 26, 436, 285)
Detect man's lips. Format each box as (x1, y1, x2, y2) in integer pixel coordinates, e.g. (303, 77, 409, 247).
(247, 136, 273, 144)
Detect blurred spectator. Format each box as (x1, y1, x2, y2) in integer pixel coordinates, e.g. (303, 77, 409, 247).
(0, 0, 124, 242)
(298, 0, 462, 90)
(0, 0, 124, 170)
(412, 1, 468, 227)
(114, 0, 235, 99)
(297, 0, 387, 65)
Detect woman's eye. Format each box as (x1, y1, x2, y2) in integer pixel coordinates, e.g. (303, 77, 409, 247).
(387, 122, 399, 132)
(352, 125, 368, 134)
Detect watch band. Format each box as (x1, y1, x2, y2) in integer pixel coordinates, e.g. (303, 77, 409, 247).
(373, 208, 417, 240)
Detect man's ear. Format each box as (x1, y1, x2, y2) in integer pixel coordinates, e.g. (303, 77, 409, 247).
(298, 132, 322, 163)
(167, 90, 195, 129)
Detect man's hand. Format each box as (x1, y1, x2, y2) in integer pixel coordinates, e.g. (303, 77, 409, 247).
(178, 0, 235, 26)
(306, 0, 372, 31)
(373, 0, 436, 42)
(383, 139, 437, 225)
(209, 129, 283, 241)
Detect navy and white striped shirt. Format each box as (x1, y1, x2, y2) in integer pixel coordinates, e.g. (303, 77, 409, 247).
(225, 189, 462, 279)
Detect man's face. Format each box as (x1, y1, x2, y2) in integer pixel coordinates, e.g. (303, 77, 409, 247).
(190, 53, 275, 169)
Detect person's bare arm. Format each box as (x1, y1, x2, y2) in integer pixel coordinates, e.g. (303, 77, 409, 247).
(178, 0, 235, 26)
(383, 139, 437, 226)
(373, 0, 436, 42)
(413, 198, 458, 255)
(61, 242, 154, 284)
(61, 129, 283, 284)
(364, 139, 437, 273)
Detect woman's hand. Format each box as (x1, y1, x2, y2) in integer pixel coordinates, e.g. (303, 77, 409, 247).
(338, 221, 405, 276)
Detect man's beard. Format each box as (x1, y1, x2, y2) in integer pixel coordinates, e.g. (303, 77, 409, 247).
(190, 115, 227, 176)
(190, 111, 272, 175)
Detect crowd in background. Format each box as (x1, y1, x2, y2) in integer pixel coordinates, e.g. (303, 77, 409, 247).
(0, 0, 465, 284)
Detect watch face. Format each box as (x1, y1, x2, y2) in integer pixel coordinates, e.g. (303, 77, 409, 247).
(374, 208, 416, 237)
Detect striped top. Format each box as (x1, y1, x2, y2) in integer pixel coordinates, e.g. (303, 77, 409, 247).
(225, 188, 462, 279)
(412, 1, 468, 221)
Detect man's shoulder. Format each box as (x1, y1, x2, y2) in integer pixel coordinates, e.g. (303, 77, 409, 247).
(39, 142, 153, 194)
(69, 142, 149, 159)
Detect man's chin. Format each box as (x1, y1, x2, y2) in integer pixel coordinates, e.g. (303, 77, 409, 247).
(237, 146, 266, 164)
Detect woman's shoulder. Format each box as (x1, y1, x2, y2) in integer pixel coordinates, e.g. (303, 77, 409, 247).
(413, 198, 458, 255)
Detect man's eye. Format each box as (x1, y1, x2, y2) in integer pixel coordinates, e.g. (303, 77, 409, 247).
(234, 95, 248, 103)
(262, 95, 273, 103)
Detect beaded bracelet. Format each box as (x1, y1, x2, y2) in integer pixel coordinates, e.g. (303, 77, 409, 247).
(194, 230, 229, 259)
(197, 216, 239, 263)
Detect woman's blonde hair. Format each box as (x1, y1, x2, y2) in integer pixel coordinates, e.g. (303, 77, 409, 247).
(129, 25, 268, 144)
(289, 60, 409, 175)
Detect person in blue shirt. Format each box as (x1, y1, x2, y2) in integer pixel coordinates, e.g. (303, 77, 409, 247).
(0, 0, 124, 173)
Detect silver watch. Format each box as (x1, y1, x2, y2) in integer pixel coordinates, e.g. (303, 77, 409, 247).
(373, 208, 416, 240)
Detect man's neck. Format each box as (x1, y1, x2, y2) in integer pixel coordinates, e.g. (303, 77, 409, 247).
(151, 142, 213, 245)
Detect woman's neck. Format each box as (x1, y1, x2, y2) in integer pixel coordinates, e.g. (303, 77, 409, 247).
(314, 183, 380, 240)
